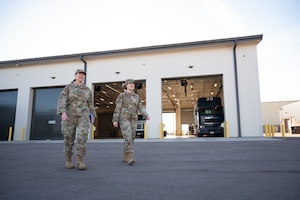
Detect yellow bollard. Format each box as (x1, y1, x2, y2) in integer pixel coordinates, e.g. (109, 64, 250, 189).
(8, 127, 13, 142)
(20, 127, 25, 142)
(226, 121, 229, 138)
(92, 125, 95, 140)
(266, 124, 270, 137)
(281, 124, 285, 137)
(269, 124, 273, 137)
(223, 122, 226, 138)
(160, 123, 163, 139)
(144, 123, 147, 140)
(271, 125, 275, 137)
(268, 124, 272, 137)
(224, 121, 229, 138)
(264, 124, 268, 137)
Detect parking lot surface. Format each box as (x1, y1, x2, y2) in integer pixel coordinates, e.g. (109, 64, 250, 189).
(1, 137, 300, 200)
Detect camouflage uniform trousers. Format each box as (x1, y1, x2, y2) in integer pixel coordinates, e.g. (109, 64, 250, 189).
(119, 117, 136, 153)
(61, 115, 89, 157)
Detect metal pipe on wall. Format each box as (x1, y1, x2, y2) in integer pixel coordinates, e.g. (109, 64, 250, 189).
(80, 55, 87, 83)
(233, 40, 242, 137)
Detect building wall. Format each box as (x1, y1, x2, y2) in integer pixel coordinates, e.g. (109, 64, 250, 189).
(261, 101, 297, 125)
(86, 45, 243, 137)
(235, 43, 263, 136)
(279, 101, 300, 128)
(0, 39, 262, 140)
(279, 101, 300, 123)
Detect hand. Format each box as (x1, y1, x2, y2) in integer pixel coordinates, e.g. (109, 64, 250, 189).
(146, 115, 150, 120)
(113, 122, 118, 127)
(61, 112, 68, 121)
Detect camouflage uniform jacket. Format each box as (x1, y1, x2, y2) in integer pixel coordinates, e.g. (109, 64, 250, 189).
(112, 91, 148, 122)
(57, 82, 96, 118)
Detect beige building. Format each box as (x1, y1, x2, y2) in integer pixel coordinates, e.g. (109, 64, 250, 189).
(261, 101, 300, 133)
(279, 101, 300, 133)
(261, 101, 297, 125)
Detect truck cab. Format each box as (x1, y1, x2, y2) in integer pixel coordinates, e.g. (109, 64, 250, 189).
(194, 97, 224, 137)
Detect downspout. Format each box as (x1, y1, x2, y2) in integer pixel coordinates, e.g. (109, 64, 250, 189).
(233, 40, 242, 137)
(80, 55, 87, 83)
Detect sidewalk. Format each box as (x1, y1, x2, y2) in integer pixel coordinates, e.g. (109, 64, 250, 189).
(9, 134, 296, 144)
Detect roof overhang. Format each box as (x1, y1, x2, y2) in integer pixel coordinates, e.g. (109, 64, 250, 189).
(0, 34, 263, 68)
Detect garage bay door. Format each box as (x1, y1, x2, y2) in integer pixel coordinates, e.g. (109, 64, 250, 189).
(31, 87, 64, 140)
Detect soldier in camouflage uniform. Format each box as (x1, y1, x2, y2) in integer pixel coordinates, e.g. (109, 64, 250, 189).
(57, 69, 96, 170)
(112, 79, 150, 165)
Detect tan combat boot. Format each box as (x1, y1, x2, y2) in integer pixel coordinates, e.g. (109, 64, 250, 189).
(65, 155, 74, 169)
(122, 152, 128, 162)
(76, 156, 87, 170)
(127, 152, 135, 165)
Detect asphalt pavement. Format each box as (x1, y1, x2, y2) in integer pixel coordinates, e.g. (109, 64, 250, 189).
(1, 137, 300, 200)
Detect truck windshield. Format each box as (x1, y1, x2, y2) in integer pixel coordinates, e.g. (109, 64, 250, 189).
(199, 107, 223, 114)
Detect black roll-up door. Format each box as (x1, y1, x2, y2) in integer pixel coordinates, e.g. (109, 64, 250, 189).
(31, 87, 64, 140)
(0, 90, 17, 141)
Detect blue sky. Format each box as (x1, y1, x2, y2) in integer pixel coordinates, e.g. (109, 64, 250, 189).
(0, 0, 299, 102)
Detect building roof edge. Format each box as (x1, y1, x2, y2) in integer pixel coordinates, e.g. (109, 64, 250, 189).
(0, 34, 263, 67)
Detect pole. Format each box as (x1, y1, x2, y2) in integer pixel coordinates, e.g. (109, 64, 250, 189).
(144, 123, 147, 140)
(8, 127, 13, 142)
(92, 125, 95, 140)
(20, 127, 25, 142)
(224, 121, 229, 138)
(160, 123, 163, 139)
(281, 124, 285, 137)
